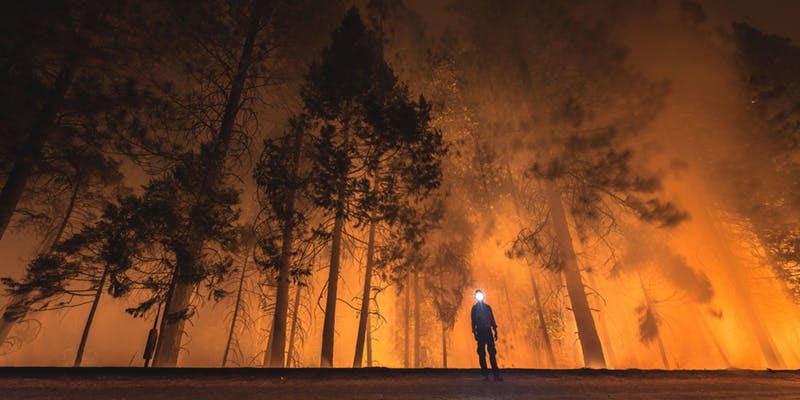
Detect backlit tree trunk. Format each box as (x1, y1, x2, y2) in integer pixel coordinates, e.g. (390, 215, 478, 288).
(73, 265, 109, 367)
(366, 311, 373, 367)
(320, 205, 346, 367)
(319, 115, 352, 367)
(222, 252, 251, 367)
(544, 180, 606, 368)
(413, 270, 421, 368)
(353, 219, 377, 367)
(441, 321, 447, 368)
(153, 245, 198, 367)
(266, 120, 304, 368)
(404, 277, 410, 368)
(286, 282, 303, 367)
(153, 2, 262, 367)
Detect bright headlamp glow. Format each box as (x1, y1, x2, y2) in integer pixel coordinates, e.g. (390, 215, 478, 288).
(474, 291, 485, 302)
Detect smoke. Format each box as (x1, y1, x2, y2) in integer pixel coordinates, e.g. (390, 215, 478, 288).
(622, 228, 714, 304)
(3, 0, 800, 369)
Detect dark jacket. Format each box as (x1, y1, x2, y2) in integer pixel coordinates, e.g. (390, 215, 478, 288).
(471, 302, 497, 334)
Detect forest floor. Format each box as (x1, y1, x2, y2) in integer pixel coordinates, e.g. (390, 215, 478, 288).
(1, 367, 799, 399)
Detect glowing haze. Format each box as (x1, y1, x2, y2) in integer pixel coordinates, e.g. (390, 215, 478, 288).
(1, 0, 800, 369)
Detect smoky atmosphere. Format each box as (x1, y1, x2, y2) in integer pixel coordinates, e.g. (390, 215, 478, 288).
(2, 0, 800, 398)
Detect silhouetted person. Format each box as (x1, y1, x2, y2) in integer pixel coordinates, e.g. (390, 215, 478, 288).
(471, 289, 502, 381)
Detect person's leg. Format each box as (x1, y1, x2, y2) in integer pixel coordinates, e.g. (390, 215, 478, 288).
(487, 336, 501, 379)
(476, 337, 488, 377)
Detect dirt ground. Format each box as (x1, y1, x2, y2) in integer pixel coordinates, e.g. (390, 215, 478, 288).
(1, 368, 799, 399)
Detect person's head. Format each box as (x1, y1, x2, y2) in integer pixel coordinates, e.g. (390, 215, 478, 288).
(474, 289, 485, 302)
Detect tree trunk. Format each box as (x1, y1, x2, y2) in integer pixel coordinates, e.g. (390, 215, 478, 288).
(319, 110, 353, 368)
(404, 277, 410, 368)
(320, 209, 345, 367)
(0, 177, 80, 345)
(544, 180, 606, 368)
(153, 245, 197, 367)
(366, 311, 373, 367)
(286, 282, 303, 368)
(264, 304, 275, 366)
(222, 252, 250, 367)
(585, 270, 617, 368)
(506, 164, 557, 367)
(266, 124, 304, 368)
(529, 271, 557, 368)
(441, 321, 447, 368)
(73, 265, 109, 367)
(353, 220, 377, 367)
(413, 270, 421, 368)
(153, 3, 263, 367)
(0, 66, 74, 241)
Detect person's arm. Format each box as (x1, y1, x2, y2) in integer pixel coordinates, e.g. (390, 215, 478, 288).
(489, 306, 498, 340)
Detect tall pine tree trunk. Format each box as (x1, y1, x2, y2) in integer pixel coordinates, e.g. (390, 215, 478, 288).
(319, 114, 352, 367)
(441, 321, 447, 368)
(266, 119, 304, 368)
(366, 311, 373, 367)
(222, 252, 250, 367)
(530, 271, 556, 367)
(404, 277, 410, 368)
(0, 178, 80, 344)
(413, 270, 421, 368)
(0, 66, 74, 241)
(353, 219, 377, 367)
(544, 180, 606, 368)
(320, 207, 345, 367)
(286, 282, 303, 367)
(153, 245, 197, 367)
(153, 2, 262, 367)
(73, 265, 108, 367)
(585, 270, 616, 368)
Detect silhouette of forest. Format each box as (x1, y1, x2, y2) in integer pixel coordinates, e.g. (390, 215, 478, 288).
(1, 0, 800, 370)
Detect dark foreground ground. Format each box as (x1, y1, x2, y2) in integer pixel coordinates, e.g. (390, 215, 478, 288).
(1, 367, 799, 400)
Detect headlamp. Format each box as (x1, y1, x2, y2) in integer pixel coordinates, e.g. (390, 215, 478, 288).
(474, 290, 485, 302)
